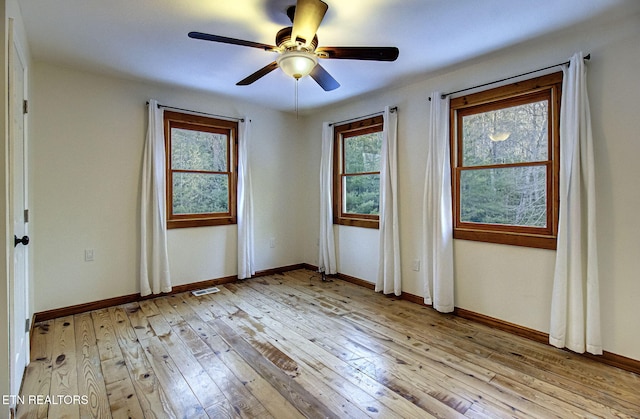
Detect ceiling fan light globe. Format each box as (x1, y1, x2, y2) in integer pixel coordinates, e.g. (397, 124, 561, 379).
(277, 51, 318, 79)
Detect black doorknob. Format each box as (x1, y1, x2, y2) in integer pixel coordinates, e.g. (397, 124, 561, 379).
(14, 235, 29, 247)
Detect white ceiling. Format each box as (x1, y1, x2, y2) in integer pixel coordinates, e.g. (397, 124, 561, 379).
(18, 0, 639, 113)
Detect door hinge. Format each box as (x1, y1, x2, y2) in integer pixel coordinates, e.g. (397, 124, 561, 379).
(23, 99, 28, 114)
(25, 318, 31, 333)
(24, 209, 29, 223)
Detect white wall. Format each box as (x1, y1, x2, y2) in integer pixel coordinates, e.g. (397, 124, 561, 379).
(301, 12, 640, 361)
(30, 63, 304, 313)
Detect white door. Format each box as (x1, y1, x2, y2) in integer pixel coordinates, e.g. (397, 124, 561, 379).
(8, 19, 30, 398)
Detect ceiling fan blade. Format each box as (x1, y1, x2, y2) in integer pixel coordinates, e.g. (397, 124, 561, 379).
(317, 46, 399, 61)
(310, 64, 340, 91)
(236, 61, 279, 86)
(188, 32, 276, 51)
(291, 0, 328, 47)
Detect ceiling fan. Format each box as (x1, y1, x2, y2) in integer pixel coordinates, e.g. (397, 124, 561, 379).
(188, 0, 399, 91)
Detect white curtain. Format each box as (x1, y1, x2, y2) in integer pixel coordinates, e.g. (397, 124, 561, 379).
(376, 106, 401, 295)
(423, 93, 454, 312)
(140, 99, 172, 296)
(318, 122, 337, 274)
(549, 52, 602, 355)
(237, 118, 255, 279)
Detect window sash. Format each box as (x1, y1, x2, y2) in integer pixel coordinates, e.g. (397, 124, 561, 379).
(341, 173, 380, 217)
(455, 163, 552, 233)
(169, 123, 230, 172)
(170, 172, 231, 217)
(456, 91, 552, 169)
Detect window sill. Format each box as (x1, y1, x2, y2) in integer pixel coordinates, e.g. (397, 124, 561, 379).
(168, 217, 236, 229)
(334, 218, 379, 229)
(453, 229, 556, 250)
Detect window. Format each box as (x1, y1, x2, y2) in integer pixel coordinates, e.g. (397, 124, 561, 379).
(164, 111, 238, 229)
(333, 115, 383, 229)
(450, 72, 562, 249)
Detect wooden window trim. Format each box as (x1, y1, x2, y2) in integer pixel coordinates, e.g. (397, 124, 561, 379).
(333, 115, 384, 229)
(164, 111, 238, 229)
(450, 72, 562, 249)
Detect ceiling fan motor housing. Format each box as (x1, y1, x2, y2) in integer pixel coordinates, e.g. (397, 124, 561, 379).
(276, 27, 318, 52)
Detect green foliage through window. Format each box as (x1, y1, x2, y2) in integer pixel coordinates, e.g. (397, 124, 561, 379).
(343, 132, 382, 216)
(460, 100, 549, 227)
(462, 101, 548, 167)
(170, 127, 229, 215)
(345, 174, 380, 215)
(460, 166, 547, 227)
(173, 173, 229, 215)
(171, 128, 228, 172)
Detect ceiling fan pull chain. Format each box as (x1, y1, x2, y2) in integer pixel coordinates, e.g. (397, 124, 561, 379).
(295, 79, 299, 119)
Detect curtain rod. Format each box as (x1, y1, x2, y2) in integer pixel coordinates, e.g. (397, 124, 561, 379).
(329, 106, 397, 127)
(429, 53, 591, 101)
(145, 101, 245, 122)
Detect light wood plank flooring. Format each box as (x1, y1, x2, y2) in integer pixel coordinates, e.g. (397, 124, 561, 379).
(17, 269, 640, 418)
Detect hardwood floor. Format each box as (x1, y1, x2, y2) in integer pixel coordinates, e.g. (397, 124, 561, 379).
(17, 269, 640, 418)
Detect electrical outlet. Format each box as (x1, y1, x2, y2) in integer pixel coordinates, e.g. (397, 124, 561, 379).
(269, 237, 276, 248)
(85, 249, 95, 262)
(412, 259, 420, 272)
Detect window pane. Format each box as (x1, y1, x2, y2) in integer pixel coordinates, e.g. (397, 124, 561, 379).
(460, 166, 547, 227)
(171, 128, 228, 171)
(344, 174, 379, 215)
(462, 100, 548, 167)
(173, 173, 228, 214)
(344, 132, 382, 174)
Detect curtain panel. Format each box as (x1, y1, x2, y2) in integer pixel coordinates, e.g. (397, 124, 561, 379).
(549, 52, 602, 355)
(376, 106, 401, 295)
(140, 99, 172, 296)
(318, 122, 337, 274)
(423, 93, 454, 312)
(237, 118, 255, 279)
